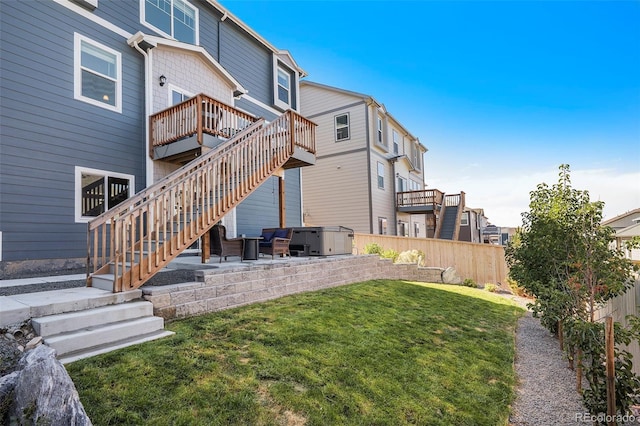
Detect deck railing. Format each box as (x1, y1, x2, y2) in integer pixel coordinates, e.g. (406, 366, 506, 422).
(396, 189, 444, 209)
(88, 110, 316, 292)
(149, 94, 258, 155)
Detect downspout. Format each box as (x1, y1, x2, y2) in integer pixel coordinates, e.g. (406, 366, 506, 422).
(365, 102, 373, 234)
(131, 39, 154, 187)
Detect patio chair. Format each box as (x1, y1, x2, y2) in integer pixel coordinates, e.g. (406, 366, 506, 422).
(259, 227, 293, 259)
(210, 224, 243, 262)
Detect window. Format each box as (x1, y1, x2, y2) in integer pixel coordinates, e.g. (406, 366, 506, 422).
(377, 117, 384, 145)
(378, 217, 388, 235)
(398, 221, 409, 237)
(274, 64, 292, 109)
(414, 222, 420, 237)
(461, 212, 470, 226)
(75, 167, 134, 222)
(397, 176, 407, 192)
(335, 113, 350, 141)
(74, 33, 121, 112)
(393, 130, 399, 154)
(411, 143, 422, 170)
(377, 162, 384, 189)
(169, 85, 194, 106)
(409, 179, 421, 191)
(142, 0, 198, 44)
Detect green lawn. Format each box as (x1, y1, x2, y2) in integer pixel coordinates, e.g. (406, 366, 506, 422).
(67, 280, 525, 425)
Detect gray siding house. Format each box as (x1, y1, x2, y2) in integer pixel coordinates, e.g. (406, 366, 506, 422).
(0, 0, 312, 277)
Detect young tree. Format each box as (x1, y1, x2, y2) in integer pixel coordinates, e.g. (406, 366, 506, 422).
(505, 164, 640, 418)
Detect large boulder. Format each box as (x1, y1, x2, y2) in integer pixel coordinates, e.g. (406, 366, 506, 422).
(441, 266, 462, 284)
(9, 345, 92, 425)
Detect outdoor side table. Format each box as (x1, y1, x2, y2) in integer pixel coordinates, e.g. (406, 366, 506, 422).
(242, 237, 262, 260)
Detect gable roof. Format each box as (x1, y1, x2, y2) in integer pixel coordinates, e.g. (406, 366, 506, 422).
(301, 80, 427, 152)
(128, 32, 246, 95)
(602, 208, 640, 226)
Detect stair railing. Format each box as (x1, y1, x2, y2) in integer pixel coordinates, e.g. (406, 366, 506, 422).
(87, 110, 315, 292)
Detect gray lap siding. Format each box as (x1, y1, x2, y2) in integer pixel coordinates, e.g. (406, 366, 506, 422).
(0, 1, 145, 262)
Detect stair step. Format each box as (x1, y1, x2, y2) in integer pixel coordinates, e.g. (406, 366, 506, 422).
(44, 316, 166, 357)
(58, 330, 175, 364)
(32, 301, 154, 337)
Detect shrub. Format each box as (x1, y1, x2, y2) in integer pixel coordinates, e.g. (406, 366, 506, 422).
(461, 278, 477, 288)
(505, 277, 528, 297)
(363, 243, 383, 255)
(395, 249, 425, 266)
(381, 249, 399, 262)
(484, 284, 497, 293)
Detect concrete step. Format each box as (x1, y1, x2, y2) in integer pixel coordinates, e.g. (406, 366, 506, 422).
(44, 316, 167, 357)
(32, 301, 154, 337)
(58, 330, 175, 364)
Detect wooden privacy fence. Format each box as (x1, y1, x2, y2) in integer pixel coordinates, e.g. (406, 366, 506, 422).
(353, 233, 509, 285)
(594, 278, 640, 375)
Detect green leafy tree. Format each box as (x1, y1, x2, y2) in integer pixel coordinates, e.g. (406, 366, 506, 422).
(505, 164, 639, 419)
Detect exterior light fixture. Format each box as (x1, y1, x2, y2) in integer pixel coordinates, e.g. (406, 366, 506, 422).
(159, 75, 167, 86)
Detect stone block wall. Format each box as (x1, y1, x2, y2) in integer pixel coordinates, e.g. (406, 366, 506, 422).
(142, 255, 446, 321)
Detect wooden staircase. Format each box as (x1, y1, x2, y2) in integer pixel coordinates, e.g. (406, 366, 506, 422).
(87, 108, 316, 293)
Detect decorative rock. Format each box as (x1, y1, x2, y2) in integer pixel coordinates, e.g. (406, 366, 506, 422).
(24, 336, 42, 350)
(10, 345, 92, 425)
(441, 266, 462, 284)
(0, 371, 19, 421)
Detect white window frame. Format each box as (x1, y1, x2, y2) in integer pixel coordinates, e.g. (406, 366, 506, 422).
(393, 130, 399, 154)
(461, 212, 470, 227)
(335, 113, 350, 141)
(75, 166, 135, 223)
(378, 217, 388, 235)
(168, 84, 194, 106)
(274, 61, 292, 110)
(377, 117, 384, 146)
(377, 162, 385, 189)
(74, 33, 122, 113)
(140, 0, 199, 45)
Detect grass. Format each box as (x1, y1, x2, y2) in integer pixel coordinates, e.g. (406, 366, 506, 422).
(67, 280, 525, 425)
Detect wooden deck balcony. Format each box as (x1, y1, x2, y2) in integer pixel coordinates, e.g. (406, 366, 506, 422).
(149, 93, 316, 167)
(396, 189, 444, 213)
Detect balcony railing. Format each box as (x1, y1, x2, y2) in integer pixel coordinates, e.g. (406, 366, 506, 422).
(396, 189, 444, 210)
(149, 94, 258, 156)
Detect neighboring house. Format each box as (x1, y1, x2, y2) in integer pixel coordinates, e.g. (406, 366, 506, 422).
(0, 0, 314, 279)
(603, 208, 640, 261)
(482, 224, 515, 246)
(299, 81, 428, 237)
(459, 208, 489, 244)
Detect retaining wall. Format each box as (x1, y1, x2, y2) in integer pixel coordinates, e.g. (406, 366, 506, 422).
(142, 255, 446, 320)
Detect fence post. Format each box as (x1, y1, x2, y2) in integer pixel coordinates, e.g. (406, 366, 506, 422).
(605, 316, 616, 425)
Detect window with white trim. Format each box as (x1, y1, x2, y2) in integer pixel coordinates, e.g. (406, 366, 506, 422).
(377, 117, 384, 145)
(393, 130, 399, 154)
(378, 217, 388, 235)
(169, 85, 194, 106)
(335, 113, 350, 141)
(377, 162, 385, 189)
(274, 64, 291, 109)
(461, 212, 470, 226)
(74, 33, 121, 112)
(75, 167, 134, 222)
(142, 0, 198, 45)
(397, 176, 407, 192)
(411, 143, 422, 170)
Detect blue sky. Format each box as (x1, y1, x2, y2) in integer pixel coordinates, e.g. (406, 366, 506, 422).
(220, 0, 640, 227)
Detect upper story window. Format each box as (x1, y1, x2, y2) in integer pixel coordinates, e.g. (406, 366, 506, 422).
(274, 64, 292, 110)
(411, 143, 422, 170)
(75, 166, 134, 222)
(377, 162, 385, 189)
(393, 130, 399, 154)
(74, 33, 122, 113)
(397, 176, 407, 192)
(377, 117, 384, 146)
(169, 85, 194, 106)
(142, 0, 198, 45)
(461, 212, 470, 227)
(335, 113, 350, 141)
